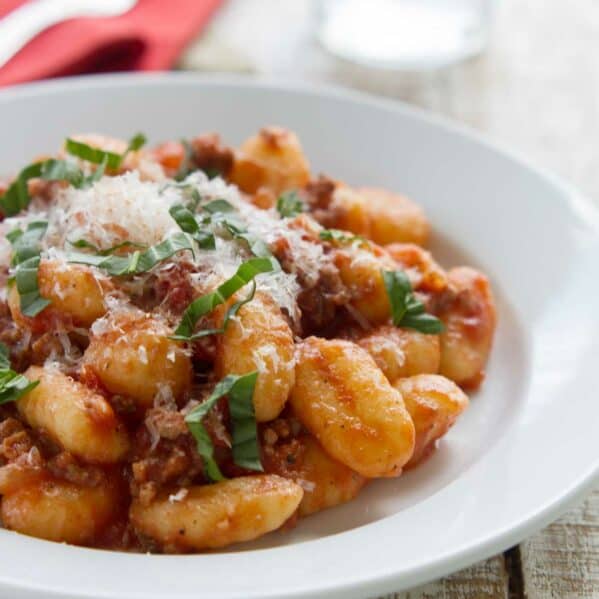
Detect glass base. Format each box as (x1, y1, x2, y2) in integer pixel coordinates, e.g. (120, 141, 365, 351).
(318, 0, 492, 71)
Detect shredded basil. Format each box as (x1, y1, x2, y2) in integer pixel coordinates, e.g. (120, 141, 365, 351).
(66, 232, 194, 276)
(319, 229, 365, 244)
(276, 190, 304, 218)
(0, 343, 39, 405)
(203, 199, 236, 214)
(382, 270, 444, 334)
(172, 281, 256, 342)
(0, 163, 42, 216)
(8, 221, 47, 266)
(173, 257, 274, 339)
(65, 132, 146, 169)
(169, 204, 215, 250)
(68, 239, 147, 255)
(8, 221, 51, 317)
(174, 139, 196, 182)
(0, 157, 107, 217)
(185, 371, 262, 481)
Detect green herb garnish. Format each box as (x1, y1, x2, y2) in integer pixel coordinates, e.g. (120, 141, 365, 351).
(8, 221, 51, 317)
(169, 204, 215, 250)
(66, 232, 194, 276)
(65, 133, 146, 170)
(0, 343, 39, 405)
(174, 139, 196, 182)
(276, 190, 304, 218)
(185, 371, 262, 481)
(203, 199, 236, 214)
(68, 239, 147, 255)
(173, 257, 274, 340)
(382, 270, 444, 334)
(319, 229, 365, 245)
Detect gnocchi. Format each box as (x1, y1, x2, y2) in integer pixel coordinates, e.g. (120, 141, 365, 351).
(290, 337, 415, 478)
(18, 366, 130, 464)
(230, 127, 310, 195)
(0, 125, 495, 552)
(130, 475, 303, 551)
(436, 267, 497, 388)
(8, 261, 110, 330)
(354, 325, 441, 384)
(394, 374, 469, 467)
(83, 312, 192, 407)
(2, 476, 123, 544)
(215, 292, 295, 422)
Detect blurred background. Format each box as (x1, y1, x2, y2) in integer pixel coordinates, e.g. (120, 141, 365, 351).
(0, 0, 597, 204)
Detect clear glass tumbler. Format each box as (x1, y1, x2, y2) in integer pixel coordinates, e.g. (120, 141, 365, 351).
(318, 0, 497, 70)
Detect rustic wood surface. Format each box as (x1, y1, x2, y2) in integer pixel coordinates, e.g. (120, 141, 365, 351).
(181, 1, 599, 596)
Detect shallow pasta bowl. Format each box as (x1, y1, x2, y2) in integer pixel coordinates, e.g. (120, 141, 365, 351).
(0, 74, 598, 599)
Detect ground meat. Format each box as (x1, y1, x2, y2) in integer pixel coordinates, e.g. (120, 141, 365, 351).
(191, 133, 234, 179)
(130, 408, 205, 505)
(145, 408, 187, 441)
(296, 261, 349, 334)
(303, 175, 336, 211)
(46, 452, 105, 487)
(260, 416, 306, 480)
(1, 430, 35, 462)
(271, 236, 349, 335)
(0, 417, 25, 442)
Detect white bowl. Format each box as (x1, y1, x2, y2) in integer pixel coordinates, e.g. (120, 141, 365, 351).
(0, 74, 598, 599)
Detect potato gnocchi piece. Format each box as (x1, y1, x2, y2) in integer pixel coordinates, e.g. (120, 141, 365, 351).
(357, 187, 430, 246)
(18, 366, 130, 464)
(334, 244, 395, 325)
(355, 325, 441, 384)
(1, 476, 123, 545)
(130, 475, 303, 552)
(8, 260, 110, 330)
(286, 435, 367, 517)
(394, 374, 469, 467)
(436, 267, 497, 388)
(290, 337, 415, 478)
(215, 292, 295, 422)
(321, 185, 430, 247)
(230, 127, 310, 195)
(385, 243, 448, 293)
(83, 312, 192, 408)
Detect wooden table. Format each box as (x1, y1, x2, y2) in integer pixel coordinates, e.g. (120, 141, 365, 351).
(181, 1, 599, 595)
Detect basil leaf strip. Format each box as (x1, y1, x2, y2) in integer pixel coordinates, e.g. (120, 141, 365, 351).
(227, 371, 262, 471)
(276, 190, 304, 218)
(67, 232, 194, 276)
(174, 139, 196, 182)
(203, 199, 236, 214)
(174, 257, 274, 339)
(382, 270, 444, 335)
(185, 371, 262, 481)
(169, 204, 215, 250)
(0, 157, 108, 217)
(319, 229, 366, 245)
(8, 220, 47, 266)
(8, 221, 51, 317)
(65, 133, 146, 170)
(0, 343, 39, 405)
(68, 239, 147, 255)
(15, 256, 52, 317)
(171, 280, 256, 341)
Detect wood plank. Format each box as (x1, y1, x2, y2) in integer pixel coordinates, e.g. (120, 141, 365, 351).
(520, 488, 599, 599)
(378, 555, 509, 599)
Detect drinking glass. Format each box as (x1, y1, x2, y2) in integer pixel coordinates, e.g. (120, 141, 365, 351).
(318, 0, 497, 70)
